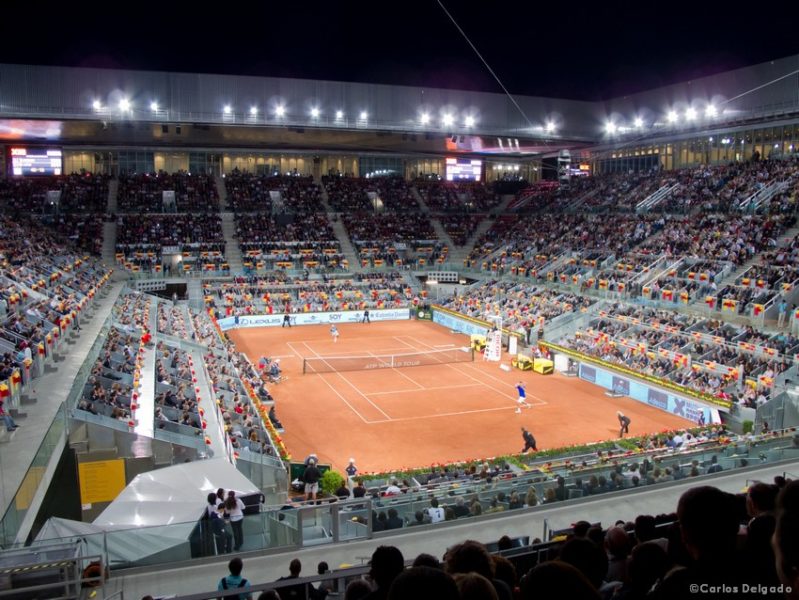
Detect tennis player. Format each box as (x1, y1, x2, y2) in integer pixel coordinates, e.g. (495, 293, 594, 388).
(515, 381, 531, 413)
(330, 324, 339, 343)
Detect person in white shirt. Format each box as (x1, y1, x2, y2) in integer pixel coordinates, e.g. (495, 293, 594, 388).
(426, 497, 445, 523)
(225, 491, 247, 551)
(384, 480, 402, 496)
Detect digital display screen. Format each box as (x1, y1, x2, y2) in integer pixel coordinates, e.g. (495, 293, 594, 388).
(9, 147, 62, 176)
(445, 157, 482, 182)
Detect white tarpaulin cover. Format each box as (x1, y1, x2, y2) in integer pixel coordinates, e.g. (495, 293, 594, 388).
(35, 517, 194, 565)
(34, 459, 260, 565)
(94, 457, 260, 528)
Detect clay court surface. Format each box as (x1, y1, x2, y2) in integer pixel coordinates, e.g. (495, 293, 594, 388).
(228, 321, 693, 473)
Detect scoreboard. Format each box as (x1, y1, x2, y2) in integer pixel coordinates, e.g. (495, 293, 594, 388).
(445, 157, 482, 182)
(9, 147, 63, 176)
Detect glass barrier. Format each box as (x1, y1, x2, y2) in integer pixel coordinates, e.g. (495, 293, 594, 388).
(0, 402, 68, 547)
(4, 431, 796, 569)
(153, 428, 210, 455)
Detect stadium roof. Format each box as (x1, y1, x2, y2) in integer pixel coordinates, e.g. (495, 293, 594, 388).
(1, 53, 798, 155)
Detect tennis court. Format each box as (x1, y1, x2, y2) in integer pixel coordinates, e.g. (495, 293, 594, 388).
(227, 320, 693, 473)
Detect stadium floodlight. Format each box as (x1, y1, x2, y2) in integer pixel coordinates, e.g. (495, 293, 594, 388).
(605, 121, 617, 134)
(223, 105, 232, 115)
(150, 101, 159, 112)
(250, 106, 258, 116)
(420, 112, 430, 125)
(442, 114, 454, 127)
(359, 111, 368, 120)
(465, 115, 476, 127)
(335, 110, 344, 120)
(119, 98, 131, 111)
(685, 107, 697, 121)
(666, 110, 678, 123)
(92, 100, 102, 111)
(705, 104, 717, 117)
(275, 105, 285, 117)
(633, 116, 644, 128)
(545, 121, 555, 133)
(310, 107, 320, 118)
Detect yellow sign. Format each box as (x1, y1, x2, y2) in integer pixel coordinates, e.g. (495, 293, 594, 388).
(79, 459, 126, 505)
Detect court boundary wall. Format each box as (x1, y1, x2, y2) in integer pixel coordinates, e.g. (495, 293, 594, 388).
(216, 308, 411, 331)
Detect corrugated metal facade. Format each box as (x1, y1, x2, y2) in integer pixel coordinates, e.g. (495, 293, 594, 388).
(1, 56, 797, 143)
(0, 63, 595, 139)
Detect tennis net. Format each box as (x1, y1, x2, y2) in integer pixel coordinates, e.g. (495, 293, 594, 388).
(302, 347, 474, 374)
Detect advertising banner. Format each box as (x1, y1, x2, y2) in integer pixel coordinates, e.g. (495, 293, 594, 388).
(432, 309, 490, 337)
(217, 308, 410, 331)
(578, 363, 718, 424)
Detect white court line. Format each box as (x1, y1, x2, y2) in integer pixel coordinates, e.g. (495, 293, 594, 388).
(374, 405, 519, 423)
(394, 335, 548, 406)
(295, 346, 417, 358)
(366, 351, 425, 390)
(301, 341, 392, 420)
(392, 336, 518, 402)
(460, 363, 548, 405)
(366, 383, 484, 396)
(285, 341, 371, 424)
(402, 334, 548, 406)
(434, 344, 456, 348)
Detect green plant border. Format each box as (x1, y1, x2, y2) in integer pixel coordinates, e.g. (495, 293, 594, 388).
(356, 426, 730, 483)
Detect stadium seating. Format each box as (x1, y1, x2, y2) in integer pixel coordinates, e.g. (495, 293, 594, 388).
(0, 173, 109, 212)
(115, 214, 226, 275)
(203, 272, 410, 316)
(117, 172, 219, 212)
(225, 172, 323, 212)
(416, 180, 501, 211)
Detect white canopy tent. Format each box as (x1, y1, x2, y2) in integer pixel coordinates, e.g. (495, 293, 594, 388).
(94, 458, 260, 528)
(35, 459, 262, 566)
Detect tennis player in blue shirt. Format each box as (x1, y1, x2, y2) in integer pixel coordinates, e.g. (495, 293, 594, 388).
(515, 381, 531, 413)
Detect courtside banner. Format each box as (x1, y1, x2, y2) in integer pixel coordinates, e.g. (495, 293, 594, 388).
(431, 305, 524, 339)
(431, 308, 489, 337)
(217, 308, 410, 330)
(577, 362, 721, 424)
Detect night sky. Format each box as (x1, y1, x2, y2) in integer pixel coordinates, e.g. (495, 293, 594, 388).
(2, 1, 798, 100)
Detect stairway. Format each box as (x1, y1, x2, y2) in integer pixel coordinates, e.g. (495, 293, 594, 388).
(220, 212, 243, 273)
(186, 279, 204, 304)
(189, 348, 228, 459)
(636, 183, 679, 213)
(431, 218, 455, 254)
(447, 217, 495, 266)
(102, 220, 117, 265)
(411, 186, 431, 212)
(318, 181, 333, 212)
(717, 221, 799, 288)
(329, 218, 359, 271)
(777, 223, 799, 247)
(491, 194, 517, 215)
(215, 175, 228, 209)
(107, 179, 118, 213)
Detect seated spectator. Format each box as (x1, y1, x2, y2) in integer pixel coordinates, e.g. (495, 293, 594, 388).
(387, 566, 459, 600)
(363, 545, 404, 600)
(520, 561, 600, 600)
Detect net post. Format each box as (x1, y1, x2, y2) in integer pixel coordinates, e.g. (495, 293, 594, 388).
(469, 347, 475, 362)
(302, 358, 307, 375)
